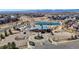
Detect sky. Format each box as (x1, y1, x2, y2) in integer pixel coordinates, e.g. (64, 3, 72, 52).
(0, 0, 78, 9)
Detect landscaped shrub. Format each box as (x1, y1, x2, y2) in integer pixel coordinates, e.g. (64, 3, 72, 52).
(41, 31, 45, 34)
(48, 39, 52, 43)
(74, 35, 78, 39)
(11, 42, 17, 49)
(34, 35, 44, 40)
(71, 36, 75, 40)
(13, 26, 16, 30)
(1, 42, 18, 49)
(67, 38, 71, 40)
(9, 29, 13, 35)
(7, 42, 11, 49)
(23, 32, 26, 34)
(2, 45, 7, 49)
(29, 41, 35, 46)
(47, 29, 51, 33)
(0, 34, 5, 39)
(5, 30, 9, 36)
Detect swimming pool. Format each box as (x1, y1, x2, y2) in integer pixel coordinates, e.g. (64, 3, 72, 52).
(35, 21, 61, 26)
(30, 21, 61, 30)
(30, 25, 48, 30)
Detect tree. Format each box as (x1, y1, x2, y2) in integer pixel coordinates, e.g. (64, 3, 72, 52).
(0, 34, 5, 39)
(29, 41, 35, 46)
(71, 36, 75, 40)
(5, 30, 9, 36)
(9, 29, 13, 35)
(1, 42, 18, 49)
(7, 42, 11, 49)
(74, 35, 77, 39)
(13, 26, 16, 30)
(11, 42, 17, 49)
(23, 32, 26, 34)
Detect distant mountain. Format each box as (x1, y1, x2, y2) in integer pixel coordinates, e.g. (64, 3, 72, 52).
(0, 9, 79, 14)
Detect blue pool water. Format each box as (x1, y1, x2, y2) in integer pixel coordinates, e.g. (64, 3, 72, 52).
(35, 21, 60, 25)
(30, 25, 48, 30)
(31, 21, 61, 30)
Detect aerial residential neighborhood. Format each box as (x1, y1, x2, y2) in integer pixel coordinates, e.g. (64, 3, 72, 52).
(0, 10, 78, 49)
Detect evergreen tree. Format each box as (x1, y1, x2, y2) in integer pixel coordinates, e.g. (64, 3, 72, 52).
(11, 42, 17, 49)
(74, 35, 77, 39)
(0, 34, 5, 39)
(5, 30, 9, 36)
(8, 42, 11, 49)
(9, 29, 13, 35)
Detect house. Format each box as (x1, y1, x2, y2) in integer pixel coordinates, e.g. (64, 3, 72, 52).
(0, 15, 18, 24)
(0, 18, 8, 24)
